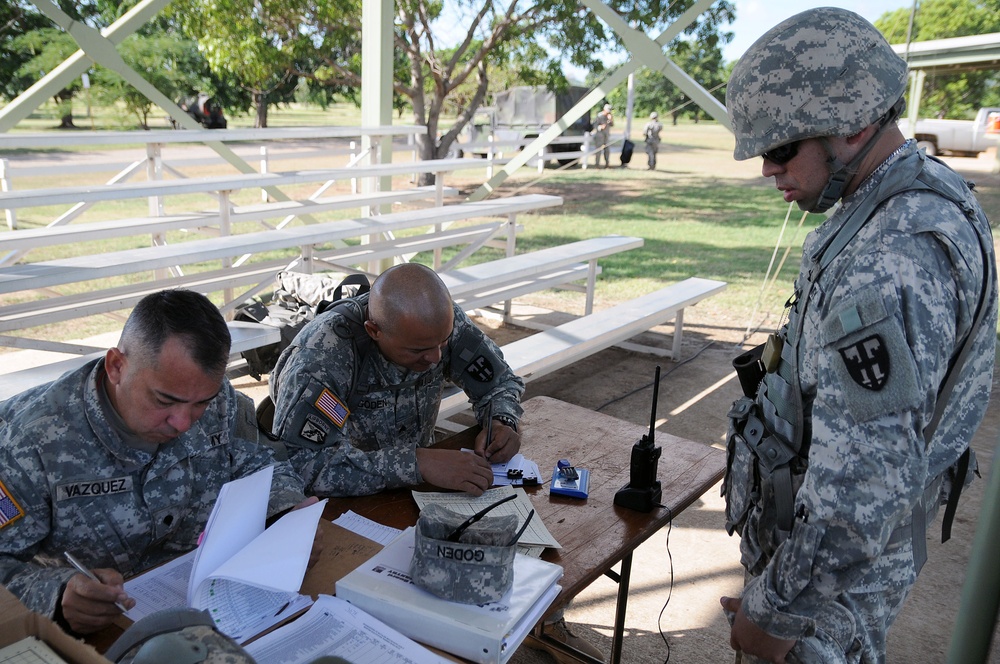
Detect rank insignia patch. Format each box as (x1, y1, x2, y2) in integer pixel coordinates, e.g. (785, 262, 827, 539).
(0, 479, 25, 529)
(315, 388, 350, 427)
(465, 355, 495, 382)
(839, 334, 890, 391)
(300, 414, 330, 443)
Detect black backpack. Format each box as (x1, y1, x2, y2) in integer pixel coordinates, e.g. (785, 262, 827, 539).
(234, 273, 370, 380)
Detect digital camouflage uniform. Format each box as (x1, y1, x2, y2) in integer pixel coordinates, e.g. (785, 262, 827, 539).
(642, 117, 663, 169)
(593, 108, 614, 167)
(723, 8, 997, 663)
(0, 359, 305, 618)
(269, 294, 524, 497)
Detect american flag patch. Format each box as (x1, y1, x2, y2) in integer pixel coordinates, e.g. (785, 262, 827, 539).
(0, 479, 25, 529)
(315, 388, 349, 427)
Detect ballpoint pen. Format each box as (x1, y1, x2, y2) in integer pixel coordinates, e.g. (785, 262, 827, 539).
(483, 401, 493, 460)
(63, 551, 129, 613)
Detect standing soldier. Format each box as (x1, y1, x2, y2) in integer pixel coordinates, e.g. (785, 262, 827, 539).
(593, 103, 614, 168)
(720, 8, 996, 662)
(643, 111, 663, 170)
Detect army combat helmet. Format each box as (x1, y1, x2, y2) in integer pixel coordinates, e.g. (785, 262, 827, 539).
(726, 7, 908, 211)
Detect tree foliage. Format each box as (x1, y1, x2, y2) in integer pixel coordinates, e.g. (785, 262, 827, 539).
(607, 27, 731, 126)
(875, 0, 1000, 118)
(3, 0, 736, 144)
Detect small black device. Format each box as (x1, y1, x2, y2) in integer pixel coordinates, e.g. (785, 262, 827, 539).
(614, 365, 663, 512)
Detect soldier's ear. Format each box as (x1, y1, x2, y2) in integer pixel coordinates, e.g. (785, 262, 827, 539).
(105, 347, 127, 385)
(363, 319, 381, 341)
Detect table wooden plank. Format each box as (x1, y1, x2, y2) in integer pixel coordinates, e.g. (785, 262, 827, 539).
(321, 395, 726, 614)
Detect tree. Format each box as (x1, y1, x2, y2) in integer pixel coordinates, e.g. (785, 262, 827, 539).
(0, 1, 52, 102)
(169, 0, 308, 127)
(11, 28, 82, 128)
(294, 0, 735, 182)
(609, 26, 731, 126)
(875, 0, 1000, 118)
(92, 34, 206, 129)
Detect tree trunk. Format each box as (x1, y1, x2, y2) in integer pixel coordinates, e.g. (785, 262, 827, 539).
(58, 113, 77, 129)
(414, 132, 437, 186)
(254, 92, 268, 128)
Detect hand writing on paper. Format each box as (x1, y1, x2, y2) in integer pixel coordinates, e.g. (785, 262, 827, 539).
(416, 448, 493, 495)
(61, 567, 135, 633)
(475, 420, 521, 464)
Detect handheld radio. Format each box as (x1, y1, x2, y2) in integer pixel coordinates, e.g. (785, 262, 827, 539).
(613, 365, 663, 512)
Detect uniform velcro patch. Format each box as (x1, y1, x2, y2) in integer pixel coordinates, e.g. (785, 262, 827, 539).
(0, 478, 25, 529)
(315, 388, 350, 427)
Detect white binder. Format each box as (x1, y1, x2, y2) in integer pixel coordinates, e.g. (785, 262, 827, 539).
(336, 527, 563, 664)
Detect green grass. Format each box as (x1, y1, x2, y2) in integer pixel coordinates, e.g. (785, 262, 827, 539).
(2, 119, 997, 348)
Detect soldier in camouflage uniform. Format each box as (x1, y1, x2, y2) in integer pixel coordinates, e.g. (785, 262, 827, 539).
(270, 263, 524, 498)
(0, 290, 307, 635)
(720, 8, 996, 663)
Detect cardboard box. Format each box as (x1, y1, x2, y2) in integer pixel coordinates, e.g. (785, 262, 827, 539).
(0, 586, 111, 664)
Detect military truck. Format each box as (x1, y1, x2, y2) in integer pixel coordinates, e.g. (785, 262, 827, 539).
(459, 86, 592, 165)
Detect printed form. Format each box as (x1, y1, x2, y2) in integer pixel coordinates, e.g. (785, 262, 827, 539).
(243, 595, 448, 664)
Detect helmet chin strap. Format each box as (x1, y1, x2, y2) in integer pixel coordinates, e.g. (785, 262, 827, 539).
(811, 98, 906, 213)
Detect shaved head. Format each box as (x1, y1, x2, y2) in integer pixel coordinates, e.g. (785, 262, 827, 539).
(368, 263, 453, 334)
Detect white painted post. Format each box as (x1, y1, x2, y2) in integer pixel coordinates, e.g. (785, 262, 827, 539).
(145, 143, 164, 217)
(350, 140, 358, 194)
(486, 135, 495, 179)
(260, 146, 269, 202)
(0, 160, 17, 230)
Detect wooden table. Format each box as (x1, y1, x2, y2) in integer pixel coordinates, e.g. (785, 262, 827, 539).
(87, 396, 724, 662)
(320, 396, 725, 664)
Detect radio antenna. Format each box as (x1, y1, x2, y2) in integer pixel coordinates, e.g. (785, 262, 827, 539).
(645, 365, 660, 447)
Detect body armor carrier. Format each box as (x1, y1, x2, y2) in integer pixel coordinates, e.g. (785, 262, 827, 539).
(723, 148, 995, 576)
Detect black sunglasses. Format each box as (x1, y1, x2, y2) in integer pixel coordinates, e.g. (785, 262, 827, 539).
(762, 141, 800, 165)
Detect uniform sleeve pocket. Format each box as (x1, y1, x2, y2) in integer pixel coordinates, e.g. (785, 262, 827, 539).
(819, 285, 920, 423)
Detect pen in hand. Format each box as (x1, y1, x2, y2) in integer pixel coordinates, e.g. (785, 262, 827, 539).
(63, 551, 129, 613)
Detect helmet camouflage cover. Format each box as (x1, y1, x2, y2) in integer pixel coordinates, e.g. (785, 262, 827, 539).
(726, 7, 908, 160)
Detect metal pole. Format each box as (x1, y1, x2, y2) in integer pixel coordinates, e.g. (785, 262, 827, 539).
(946, 435, 1000, 662)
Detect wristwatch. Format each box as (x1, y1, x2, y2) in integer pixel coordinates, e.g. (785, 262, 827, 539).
(492, 414, 518, 432)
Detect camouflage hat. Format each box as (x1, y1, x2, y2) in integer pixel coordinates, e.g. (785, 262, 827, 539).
(410, 503, 517, 604)
(726, 7, 908, 160)
(107, 608, 256, 664)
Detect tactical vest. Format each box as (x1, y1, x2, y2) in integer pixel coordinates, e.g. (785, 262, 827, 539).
(723, 148, 995, 576)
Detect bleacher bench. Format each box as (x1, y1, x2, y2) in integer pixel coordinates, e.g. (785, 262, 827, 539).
(436, 277, 728, 422)
(0, 321, 278, 401)
(0, 234, 641, 400)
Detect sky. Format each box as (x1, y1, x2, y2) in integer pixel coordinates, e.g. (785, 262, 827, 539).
(721, 0, 915, 62)
(560, 0, 914, 83)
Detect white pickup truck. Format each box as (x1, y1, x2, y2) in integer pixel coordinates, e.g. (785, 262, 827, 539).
(899, 107, 1000, 157)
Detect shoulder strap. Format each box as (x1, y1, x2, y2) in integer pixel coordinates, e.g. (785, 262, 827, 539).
(816, 150, 995, 548)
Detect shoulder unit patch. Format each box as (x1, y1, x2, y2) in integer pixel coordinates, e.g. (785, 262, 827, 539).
(839, 334, 890, 391)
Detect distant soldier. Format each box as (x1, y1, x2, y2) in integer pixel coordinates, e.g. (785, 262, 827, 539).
(593, 103, 614, 168)
(720, 7, 996, 663)
(643, 112, 663, 169)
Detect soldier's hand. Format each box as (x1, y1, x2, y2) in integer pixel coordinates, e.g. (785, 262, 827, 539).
(416, 448, 493, 496)
(61, 568, 134, 634)
(720, 596, 795, 663)
(474, 421, 520, 463)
